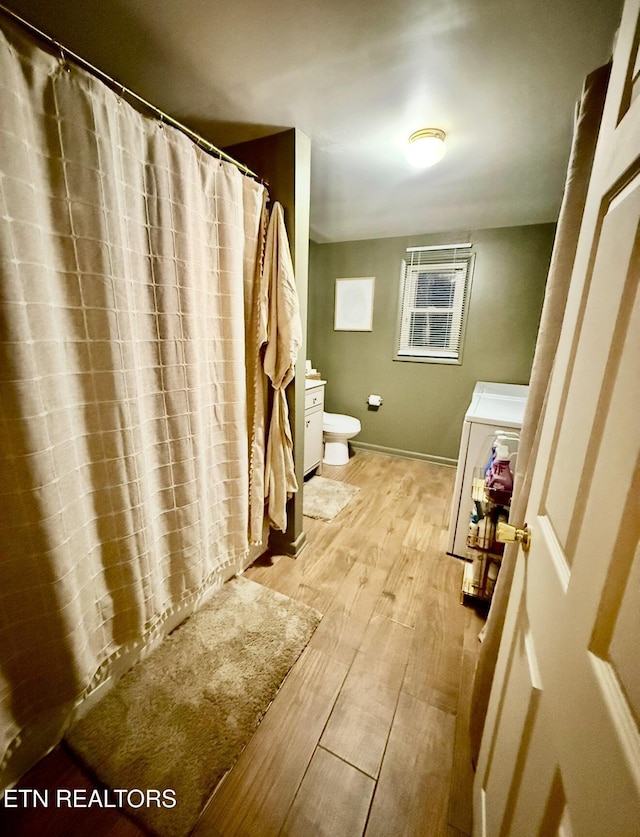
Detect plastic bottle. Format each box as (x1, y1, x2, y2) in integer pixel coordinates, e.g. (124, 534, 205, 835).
(483, 431, 518, 477)
(484, 444, 513, 506)
(483, 435, 499, 477)
(476, 517, 490, 549)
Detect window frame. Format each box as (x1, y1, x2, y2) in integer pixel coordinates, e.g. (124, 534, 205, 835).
(393, 244, 475, 365)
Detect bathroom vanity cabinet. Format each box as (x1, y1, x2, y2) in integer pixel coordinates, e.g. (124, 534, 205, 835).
(304, 380, 325, 476)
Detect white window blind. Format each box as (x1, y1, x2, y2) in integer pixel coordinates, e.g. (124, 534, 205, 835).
(395, 243, 474, 363)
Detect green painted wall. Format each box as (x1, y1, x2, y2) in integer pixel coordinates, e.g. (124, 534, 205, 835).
(308, 224, 554, 462)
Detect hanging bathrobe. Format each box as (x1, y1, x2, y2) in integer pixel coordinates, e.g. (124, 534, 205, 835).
(261, 202, 303, 531)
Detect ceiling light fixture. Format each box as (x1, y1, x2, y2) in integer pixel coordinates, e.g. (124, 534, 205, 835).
(406, 128, 447, 168)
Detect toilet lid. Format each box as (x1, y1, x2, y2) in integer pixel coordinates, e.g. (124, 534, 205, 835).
(323, 412, 361, 433)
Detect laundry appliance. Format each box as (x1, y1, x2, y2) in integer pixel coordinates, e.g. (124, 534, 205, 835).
(447, 381, 529, 560)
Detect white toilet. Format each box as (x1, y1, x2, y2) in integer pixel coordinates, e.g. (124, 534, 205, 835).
(322, 411, 361, 465)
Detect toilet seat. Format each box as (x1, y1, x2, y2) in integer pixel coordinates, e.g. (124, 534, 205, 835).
(322, 412, 361, 434)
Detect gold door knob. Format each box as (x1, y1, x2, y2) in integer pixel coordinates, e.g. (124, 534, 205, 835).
(496, 522, 531, 552)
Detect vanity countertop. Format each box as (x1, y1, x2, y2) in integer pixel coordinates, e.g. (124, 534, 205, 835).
(305, 378, 326, 390)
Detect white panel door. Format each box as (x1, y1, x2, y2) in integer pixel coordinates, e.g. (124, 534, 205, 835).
(474, 2, 640, 834)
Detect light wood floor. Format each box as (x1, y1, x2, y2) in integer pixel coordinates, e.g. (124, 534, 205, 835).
(1, 450, 485, 836)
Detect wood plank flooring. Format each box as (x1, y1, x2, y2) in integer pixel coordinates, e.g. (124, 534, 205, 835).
(0, 450, 485, 836)
(200, 451, 485, 837)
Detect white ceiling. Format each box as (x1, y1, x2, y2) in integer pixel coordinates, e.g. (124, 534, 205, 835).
(3, 0, 623, 243)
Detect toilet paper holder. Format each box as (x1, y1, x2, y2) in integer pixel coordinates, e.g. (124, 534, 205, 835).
(367, 394, 383, 407)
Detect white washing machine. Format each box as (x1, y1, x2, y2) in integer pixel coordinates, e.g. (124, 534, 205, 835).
(446, 381, 529, 560)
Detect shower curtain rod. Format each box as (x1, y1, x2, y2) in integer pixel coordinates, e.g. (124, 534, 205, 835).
(0, 3, 262, 183)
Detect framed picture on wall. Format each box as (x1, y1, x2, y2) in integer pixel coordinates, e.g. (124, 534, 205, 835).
(334, 277, 375, 331)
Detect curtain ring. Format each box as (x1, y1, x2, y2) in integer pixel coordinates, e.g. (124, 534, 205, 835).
(55, 42, 70, 72)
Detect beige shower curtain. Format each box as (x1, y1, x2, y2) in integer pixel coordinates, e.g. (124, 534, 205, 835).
(0, 18, 268, 788)
(469, 62, 611, 764)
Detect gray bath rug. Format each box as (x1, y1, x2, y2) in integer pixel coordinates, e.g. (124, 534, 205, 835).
(65, 576, 321, 837)
(303, 475, 360, 521)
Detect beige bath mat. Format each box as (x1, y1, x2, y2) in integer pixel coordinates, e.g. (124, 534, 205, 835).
(303, 475, 360, 521)
(65, 577, 321, 837)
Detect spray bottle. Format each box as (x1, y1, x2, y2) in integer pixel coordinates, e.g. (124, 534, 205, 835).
(484, 444, 513, 506)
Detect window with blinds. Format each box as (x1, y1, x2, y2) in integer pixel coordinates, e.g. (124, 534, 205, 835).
(395, 243, 474, 363)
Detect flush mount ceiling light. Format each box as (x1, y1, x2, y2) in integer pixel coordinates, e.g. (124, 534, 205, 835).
(406, 128, 447, 168)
